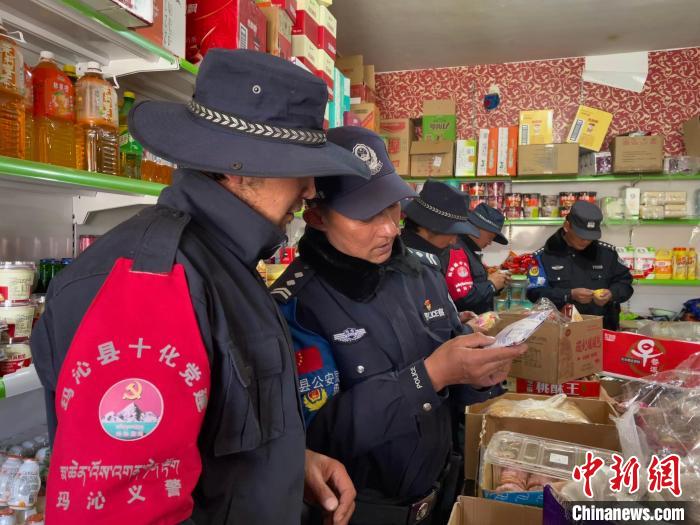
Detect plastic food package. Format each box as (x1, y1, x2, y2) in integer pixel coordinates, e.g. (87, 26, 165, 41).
(485, 393, 591, 423)
(485, 307, 552, 349)
(473, 311, 499, 332)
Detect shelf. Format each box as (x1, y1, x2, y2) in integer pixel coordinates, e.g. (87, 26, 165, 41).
(0, 156, 166, 197)
(633, 279, 700, 287)
(0, 0, 196, 102)
(605, 218, 700, 226)
(506, 218, 564, 226)
(401, 173, 700, 185)
(0, 366, 42, 400)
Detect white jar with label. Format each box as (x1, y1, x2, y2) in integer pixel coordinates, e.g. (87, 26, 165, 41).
(0, 263, 36, 303)
(0, 456, 22, 504)
(0, 302, 35, 342)
(8, 459, 41, 510)
(0, 342, 32, 376)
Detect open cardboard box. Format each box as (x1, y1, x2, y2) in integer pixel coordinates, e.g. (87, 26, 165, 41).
(464, 393, 620, 482)
(448, 495, 542, 525)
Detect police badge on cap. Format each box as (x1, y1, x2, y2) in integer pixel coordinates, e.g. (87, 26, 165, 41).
(568, 201, 603, 240)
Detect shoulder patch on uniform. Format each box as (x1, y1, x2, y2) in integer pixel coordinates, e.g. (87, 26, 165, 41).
(598, 241, 617, 251)
(406, 247, 441, 269)
(533, 248, 544, 256)
(270, 260, 316, 304)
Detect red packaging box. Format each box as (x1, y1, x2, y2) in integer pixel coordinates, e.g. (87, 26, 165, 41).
(291, 34, 319, 75)
(186, 0, 267, 64)
(602, 329, 700, 379)
(350, 84, 376, 103)
(255, 0, 296, 22)
(292, 0, 320, 46)
(486, 127, 499, 176)
(260, 5, 293, 60)
(317, 5, 336, 59)
(510, 377, 602, 398)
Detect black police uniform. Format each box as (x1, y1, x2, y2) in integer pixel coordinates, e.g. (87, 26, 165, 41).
(526, 228, 634, 330)
(273, 228, 502, 524)
(453, 235, 496, 315)
(32, 171, 306, 524)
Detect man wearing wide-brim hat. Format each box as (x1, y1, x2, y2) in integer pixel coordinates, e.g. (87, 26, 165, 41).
(32, 50, 369, 524)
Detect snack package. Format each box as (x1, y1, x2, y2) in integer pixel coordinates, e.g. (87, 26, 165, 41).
(485, 393, 591, 423)
(486, 307, 552, 349)
(473, 311, 499, 332)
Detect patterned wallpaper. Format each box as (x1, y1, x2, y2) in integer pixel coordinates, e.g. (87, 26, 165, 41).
(375, 47, 700, 155)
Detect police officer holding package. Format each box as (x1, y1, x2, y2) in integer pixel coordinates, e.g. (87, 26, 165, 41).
(527, 200, 634, 330)
(31, 50, 370, 524)
(273, 127, 526, 525)
(452, 203, 511, 314)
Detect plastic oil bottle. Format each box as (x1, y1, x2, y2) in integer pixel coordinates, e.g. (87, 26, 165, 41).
(75, 62, 119, 175)
(0, 17, 26, 159)
(23, 64, 33, 160)
(32, 51, 76, 167)
(118, 91, 142, 179)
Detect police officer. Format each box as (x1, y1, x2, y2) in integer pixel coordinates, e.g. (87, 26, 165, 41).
(452, 203, 511, 314)
(273, 127, 526, 525)
(31, 50, 369, 524)
(527, 200, 634, 330)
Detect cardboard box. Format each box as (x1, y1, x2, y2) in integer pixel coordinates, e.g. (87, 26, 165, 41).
(135, 0, 186, 57)
(519, 109, 554, 145)
(336, 54, 364, 85)
(380, 119, 415, 176)
(624, 187, 640, 218)
(566, 105, 613, 152)
(291, 34, 319, 74)
(603, 329, 700, 379)
(422, 99, 457, 141)
(476, 128, 490, 176)
(455, 139, 477, 177)
(349, 84, 376, 103)
(611, 135, 664, 172)
(350, 102, 380, 133)
(186, 0, 266, 63)
(486, 127, 498, 176)
(363, 65, 376, 92)
(315, 46, 334, 95)
(255, 0, 296, 21)
(497, 126, 518, 176)
(506, 377, 602, 398)
(260, 5, 293, 60)
(517, 144, 579, 175)
(292, 0, 320, 46)
(410, 141, 455, 177)
(579, 151, 612, 175)
(84, 0, 154, 27)
(448, 496, 542, 525)
(317, 5, 336, 59)
(489, 312, 603, 384)
(682, 115, 700, 156)
(464, 393, 619, 481)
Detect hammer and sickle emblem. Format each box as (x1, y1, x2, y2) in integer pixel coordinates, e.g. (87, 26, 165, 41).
(123, 381, 143, 400)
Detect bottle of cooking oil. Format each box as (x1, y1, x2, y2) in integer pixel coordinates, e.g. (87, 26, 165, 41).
(118, 91, 142, 179)
(75, 62, 119, 175)
(23, 64, 33, 160)
(32, 51, 76, 167)
(0, 17, 26, 160)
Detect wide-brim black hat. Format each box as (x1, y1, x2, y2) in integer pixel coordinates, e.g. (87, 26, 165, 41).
(403, 180, 479, 235)
(129, 49, 370, 179)
(468, 203, 508, 245)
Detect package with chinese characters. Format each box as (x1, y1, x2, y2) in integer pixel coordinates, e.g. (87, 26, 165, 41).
(485, 393, 591, 424)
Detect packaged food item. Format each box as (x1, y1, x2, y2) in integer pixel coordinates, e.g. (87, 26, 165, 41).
(472, 311, 499, 332)
(665, 191, 687, 204)
(8, 459, 41, 510)
(576, 191, 597, 204)
(579, 151, 612, 175)
(664, 204, 688, 218)
(0, 302, 35, 341)
(485, 393, 590, 423)
(523, 205, 539, 218)
(558, 192, 577, 208)
(519, 110, 553, 145)
(640, 205, 664, 219)
(0, 262, 35, 303)
(600, 196, 624, 219)
(466, 182, 487, 197)
(0, 456, 22, 504)
(616, 245, 635, 271)
(688, 248, 697, 280)
(624, 187, 640, 219)
(505, 193, 522, 207)
(504, 207, 523, 219)
(566, 105, 612, 152)
(633, 247, 655, 279)
(641, 191, 666, 206)
(654, 249, 673, 279)
(672, 247, 688, 280)
(485, 308, 553, 350)
(559, 206, 571, 218)
(0, 342, 31, 376)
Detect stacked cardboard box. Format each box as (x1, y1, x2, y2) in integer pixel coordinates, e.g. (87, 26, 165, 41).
(475, 127, 518, 177)
(611, 135, 664, 172)
(379, 119, 415, 176)
(337, 54, 377, 103)
(136, 0, 186, 57)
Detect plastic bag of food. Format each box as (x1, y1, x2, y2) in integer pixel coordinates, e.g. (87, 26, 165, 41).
(485, 393, 591, 424)
(532, 297, 570, 324)
(471, 311, 499, 332)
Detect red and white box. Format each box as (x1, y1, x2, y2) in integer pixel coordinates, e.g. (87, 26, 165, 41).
(186, 0, 267, 64)
(315, 46, 334, 97)
(292, 0, 320, 46)
(509, 377, 602, 398)
(317, 5, 336, 60)
(602, 329, 700, 379)
(292, 34, 319, 75)
(255, 0, 296, 21)
(497, 125, 518, 176)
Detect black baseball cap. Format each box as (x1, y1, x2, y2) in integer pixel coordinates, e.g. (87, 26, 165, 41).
(313, 126, 417, 220)
(567, 200, 603, 240)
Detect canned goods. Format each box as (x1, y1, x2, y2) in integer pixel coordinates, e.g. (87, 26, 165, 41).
(0, 343, 32, 376)
(576, 191, 597, 204)
(560, 206, 572, 218)
(505, 193, 523, 207)
(487, 182, 506, 198)
(465, 182, 487, 197)
(523, 206, 540, 218)
(559, 192, 577, 208)
(505, 207, 524, 219)
(541, 205, 560, 218)
(469, 197, 486, 210)
(541, 195, 558, 207)
(0, 302, 35, 342)
(523, 193, 540, 207)
(487, 196, 504, 210)
(0, 263, 36, 303)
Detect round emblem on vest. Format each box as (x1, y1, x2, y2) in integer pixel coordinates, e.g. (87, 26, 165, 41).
(99, 378, 164, 441)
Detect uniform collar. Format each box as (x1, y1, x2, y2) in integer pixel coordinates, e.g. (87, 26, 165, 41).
(460, 235, 482, 255)
(299, 227, 420, 302)
(400, 229, 447, 258)
(158, 169, 286, 268)
(545, 228, 598, 260)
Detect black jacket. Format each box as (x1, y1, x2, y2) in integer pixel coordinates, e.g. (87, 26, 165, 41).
(32, 171, 306, 524)
(453, 236, 496, 315)
(273, 228, 502, 501)
(526, 229, 634, 330)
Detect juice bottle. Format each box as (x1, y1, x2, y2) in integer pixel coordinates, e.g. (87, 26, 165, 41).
(0, 17, 25, 160)
(75, 62, 119, 175)
(62, 64, 77, 86)
(23, 64, 33, 160)
(32, 51, 76, 168)
(653, 249, 673, 280)
(118, 91, 142, 179)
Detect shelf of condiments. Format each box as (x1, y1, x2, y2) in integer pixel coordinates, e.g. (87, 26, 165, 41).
(0, 21, 174, 185)
(0, 432, 49, 524)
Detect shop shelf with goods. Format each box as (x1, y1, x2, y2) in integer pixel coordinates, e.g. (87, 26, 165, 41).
(403, 172, 700, 185)
(633, 279, 700, 287)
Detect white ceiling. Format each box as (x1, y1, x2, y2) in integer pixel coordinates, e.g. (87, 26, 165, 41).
(330, 0, 700, 72)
